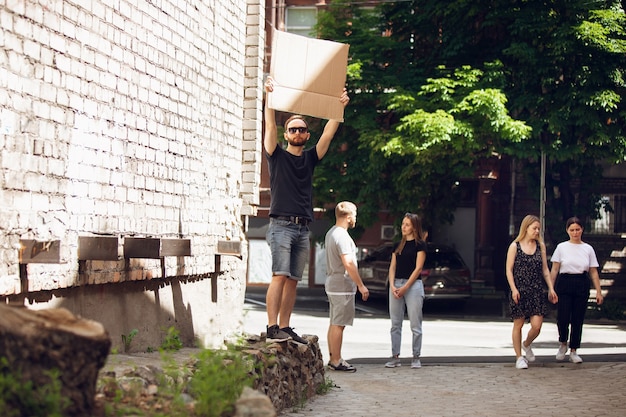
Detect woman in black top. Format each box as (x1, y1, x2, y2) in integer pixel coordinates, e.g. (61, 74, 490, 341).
(384, 213, 427, 369)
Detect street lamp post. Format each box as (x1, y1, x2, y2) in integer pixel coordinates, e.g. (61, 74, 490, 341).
(540, 151, 546, 240)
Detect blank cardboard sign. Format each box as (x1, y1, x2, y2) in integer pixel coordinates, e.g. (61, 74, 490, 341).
(268, 29, 349, 122)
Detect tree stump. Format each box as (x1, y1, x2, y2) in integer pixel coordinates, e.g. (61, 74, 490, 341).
(0, 305, 111, 416)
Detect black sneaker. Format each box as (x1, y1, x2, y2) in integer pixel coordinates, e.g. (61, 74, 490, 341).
(280, 326, 308, 345)
(266, 325, 291, 343)
(328, 359, 357, 372)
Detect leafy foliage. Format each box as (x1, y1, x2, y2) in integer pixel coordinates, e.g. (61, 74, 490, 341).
(160, 326, 183, 352)
(498, 0, 626, 225)
(96, 344, 257, 417)
(188, 345, 256, 417)
(314, 0, 626, 232)
(122, 328, 138, 353)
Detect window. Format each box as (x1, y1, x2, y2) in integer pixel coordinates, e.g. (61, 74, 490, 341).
(286, 7, 317, 37)
(591, 196, 612, 234)
(589, 195, 626, 234)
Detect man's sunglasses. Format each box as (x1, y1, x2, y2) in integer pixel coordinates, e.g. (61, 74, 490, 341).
(287, 127, 308, 134)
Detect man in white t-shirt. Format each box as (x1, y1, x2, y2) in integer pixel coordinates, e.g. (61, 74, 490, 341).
(324, 201, 369, 372)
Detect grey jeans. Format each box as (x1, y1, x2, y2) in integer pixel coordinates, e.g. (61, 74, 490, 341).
(388, 278, 425, 357)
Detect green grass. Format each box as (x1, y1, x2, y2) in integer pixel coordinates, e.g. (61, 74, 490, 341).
(0, 357, 69, 417)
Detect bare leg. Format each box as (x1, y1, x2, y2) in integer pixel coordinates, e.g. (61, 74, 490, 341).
(523, 315, 544, 347)
(266, 275, 288, 326)
(278, 278, 298, 328)
(512, 317, 525, 358)
(328, 324, 345, 365)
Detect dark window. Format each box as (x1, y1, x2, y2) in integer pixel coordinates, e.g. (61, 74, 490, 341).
(614, 195, 626, 233)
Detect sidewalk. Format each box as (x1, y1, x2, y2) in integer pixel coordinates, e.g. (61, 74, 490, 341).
(281, 361, 626, 417)
(244, 291, 626, 416)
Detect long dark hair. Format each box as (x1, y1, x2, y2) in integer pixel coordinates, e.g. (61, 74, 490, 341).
(566, 216, 584, 230)
(395, 213, 426, 255)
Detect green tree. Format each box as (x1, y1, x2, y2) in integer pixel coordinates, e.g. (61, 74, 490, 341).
(370, 63, 531, 227)
(498, 0, 626, 231)
(314, 0, 626, 236)
(314, 1, 530, 228)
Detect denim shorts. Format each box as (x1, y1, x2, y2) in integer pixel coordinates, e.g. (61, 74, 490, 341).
(266, 218, 310, 281)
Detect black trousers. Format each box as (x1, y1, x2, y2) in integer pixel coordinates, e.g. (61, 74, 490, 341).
(555, 273, 590, 349)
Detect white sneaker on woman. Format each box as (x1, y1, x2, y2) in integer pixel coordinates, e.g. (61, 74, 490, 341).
(515, 357, 528, 369)
(556, 344, 568, 360)
(522, 342, 535, 362)
(569, 352, 583, 363)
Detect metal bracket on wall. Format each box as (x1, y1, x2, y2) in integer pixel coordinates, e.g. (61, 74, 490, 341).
(77, 236, 120, 282)
(17, 239, 62, 300)
(78, 236, 120, 261)
(123, 237, 192, 280)
(213, 241, 243, 303)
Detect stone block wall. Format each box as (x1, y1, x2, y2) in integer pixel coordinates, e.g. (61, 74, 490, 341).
(0, 0, 265, 349)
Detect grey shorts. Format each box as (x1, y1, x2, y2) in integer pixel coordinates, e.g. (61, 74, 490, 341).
(327, 292, 356, 326)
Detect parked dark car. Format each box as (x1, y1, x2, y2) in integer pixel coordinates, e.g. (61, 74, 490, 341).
(358, 243, 472, 301)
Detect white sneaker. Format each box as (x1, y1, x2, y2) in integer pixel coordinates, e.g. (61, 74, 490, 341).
(515, 357, 528, 369)
(556, 344, 567, 360)
(569, 352, 583, 363)
(411, 358, 422, 369)
(385, 357, 401, 368)
(522, 342, 535, 362)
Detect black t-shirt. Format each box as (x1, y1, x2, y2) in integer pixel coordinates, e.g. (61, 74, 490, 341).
(266, 145, 319, 221)
(393, 239, 427, 279)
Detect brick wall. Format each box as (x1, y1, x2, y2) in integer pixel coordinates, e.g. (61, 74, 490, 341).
(0, 0, 265, 349)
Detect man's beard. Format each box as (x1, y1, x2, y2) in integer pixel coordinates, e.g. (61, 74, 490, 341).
(287, 138, 307, 147)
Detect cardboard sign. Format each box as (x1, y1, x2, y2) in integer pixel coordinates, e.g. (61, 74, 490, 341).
(268, 29, 349, 121)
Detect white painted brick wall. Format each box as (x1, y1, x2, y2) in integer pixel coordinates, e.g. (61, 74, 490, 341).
(0, 0, 265, 297)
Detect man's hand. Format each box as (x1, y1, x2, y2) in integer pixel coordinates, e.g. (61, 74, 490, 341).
(359, 284, 369, 301)
(265, 76, 275, 93)
(339, 88, 350, 107)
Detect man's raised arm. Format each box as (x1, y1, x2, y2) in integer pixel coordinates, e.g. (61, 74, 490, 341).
(316, 88, 350, 159)
(264, 77, 278, 155)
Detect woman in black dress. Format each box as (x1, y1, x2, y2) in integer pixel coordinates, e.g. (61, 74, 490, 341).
(505, 215, 557, 369)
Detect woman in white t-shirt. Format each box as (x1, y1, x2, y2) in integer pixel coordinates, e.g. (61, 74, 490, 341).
(549, 217, 604, 364)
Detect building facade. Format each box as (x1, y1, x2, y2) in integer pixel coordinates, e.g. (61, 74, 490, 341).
(0, 0, 266, 350)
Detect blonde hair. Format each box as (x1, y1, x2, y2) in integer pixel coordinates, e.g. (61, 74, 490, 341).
(395, 212, 426, 255)
(514, 214, 544, 244)
(335, 201, 356, 219)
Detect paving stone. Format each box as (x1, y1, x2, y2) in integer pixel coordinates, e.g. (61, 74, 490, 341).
(283, 362, 626, 417)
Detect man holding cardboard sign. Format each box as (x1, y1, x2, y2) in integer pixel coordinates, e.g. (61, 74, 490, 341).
(263, 73, 350, 344)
